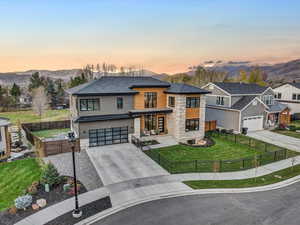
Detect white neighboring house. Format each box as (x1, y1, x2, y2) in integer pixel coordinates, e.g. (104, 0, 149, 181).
(273, 83, 300, 115)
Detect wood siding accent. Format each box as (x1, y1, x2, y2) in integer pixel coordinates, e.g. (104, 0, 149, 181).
(186, 108, 200, 119)
(279, 108, 291, 125)
(133, 88, 167, 109)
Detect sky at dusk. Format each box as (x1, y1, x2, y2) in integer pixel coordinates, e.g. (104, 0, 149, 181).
(1, 0, 300, 73)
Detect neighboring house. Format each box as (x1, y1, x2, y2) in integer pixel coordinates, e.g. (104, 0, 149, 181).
(19, 93, 32, 106)
(0, 117, 11, 160)
(273, 83, 300, 115)
(67, 76, 210, 147)
(202, 82, 290, 133)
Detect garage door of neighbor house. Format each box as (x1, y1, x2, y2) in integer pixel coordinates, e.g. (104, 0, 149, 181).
(89, 126, 128, 147)
(243, 116, 264, 131)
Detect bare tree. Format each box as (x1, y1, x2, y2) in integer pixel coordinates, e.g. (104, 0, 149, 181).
(32, 86, 49, 120)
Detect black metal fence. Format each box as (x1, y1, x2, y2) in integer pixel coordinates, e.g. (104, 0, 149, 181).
(145, 131, 299, 173)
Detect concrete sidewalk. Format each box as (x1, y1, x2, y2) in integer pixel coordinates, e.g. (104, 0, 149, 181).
(15, 155, 300, 225)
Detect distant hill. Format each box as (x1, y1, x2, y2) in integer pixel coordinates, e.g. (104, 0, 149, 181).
(179, 59, 300, 82)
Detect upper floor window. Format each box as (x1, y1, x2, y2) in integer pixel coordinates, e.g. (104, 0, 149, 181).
(186, 97, 200, 108)
(185, 119, 199, 132)
(79, 99, 100, 111)
(216, 96, 224, 106)
(275, 92, 282, 99)
(117, 97, 123, 109)
(168, 96, 175, 107)
(144, 92, 157, 108)
(262, 95, 274, 105)
(292, 94, 300, 100)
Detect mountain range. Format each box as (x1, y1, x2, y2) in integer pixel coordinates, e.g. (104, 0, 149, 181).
(0, 59, 300, 87)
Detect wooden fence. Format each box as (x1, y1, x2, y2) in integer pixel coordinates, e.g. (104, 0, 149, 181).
(22, 120, 80, 157)
(205, 120, 217, 132)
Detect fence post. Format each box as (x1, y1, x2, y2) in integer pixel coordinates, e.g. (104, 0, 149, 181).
(158, 153, 161, 164)
(195, 160, 197, 171)
(274, 151, 277, 161)
(242, 159, 245, 169)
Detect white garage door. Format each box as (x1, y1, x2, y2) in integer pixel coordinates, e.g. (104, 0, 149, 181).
(243, 116, 264, 131)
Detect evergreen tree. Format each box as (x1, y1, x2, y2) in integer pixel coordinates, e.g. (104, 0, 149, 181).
(29, 72, 44, 90)
(10, 83, 21, 103)
(41, 163, 62, 187)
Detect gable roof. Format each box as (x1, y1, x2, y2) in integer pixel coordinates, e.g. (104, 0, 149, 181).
(67, 76, 209, 96)
(165, 83, 210, 94)
(231, 96, 257, 110)
(212, 82, 269, 95)
(275, 82, 300, 90)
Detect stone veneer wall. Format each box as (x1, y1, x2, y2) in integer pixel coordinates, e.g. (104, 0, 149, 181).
(171, 94, 206, 142)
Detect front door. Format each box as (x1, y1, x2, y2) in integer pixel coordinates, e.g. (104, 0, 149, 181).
(158, 117, 165, 133)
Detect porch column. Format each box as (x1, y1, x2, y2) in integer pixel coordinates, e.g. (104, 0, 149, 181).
(134, 117, 141, 138)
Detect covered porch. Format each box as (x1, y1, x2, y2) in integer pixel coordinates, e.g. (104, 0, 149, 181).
(266, 106, 291, 129)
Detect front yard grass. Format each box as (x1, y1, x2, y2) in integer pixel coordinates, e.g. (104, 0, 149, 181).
(184, 164, 300, 189)
(273, 129, 300, 139)
(32, 128, 71, 139)
(0, 158, 42, 211)
(0, 109, 70, 124)
(148, 137, 267, 161)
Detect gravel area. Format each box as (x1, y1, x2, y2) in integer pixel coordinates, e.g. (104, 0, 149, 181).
(43, 150, 103, 190)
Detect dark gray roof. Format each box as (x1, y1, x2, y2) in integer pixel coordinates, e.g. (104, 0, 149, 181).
(231, 96, 257, 110)
(267, 101, 288, 113)
(74, 113, 138, 123)
(67, 76, 170, 96)
(165, 83, 210, 94)
(287, 83, 300, 89)
(213, 82, 269, 95)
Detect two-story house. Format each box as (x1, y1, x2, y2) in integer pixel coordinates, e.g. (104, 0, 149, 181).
(273, 83, 300, 115)
(67, 76, 210, 147)
(202, 82, 290, 133)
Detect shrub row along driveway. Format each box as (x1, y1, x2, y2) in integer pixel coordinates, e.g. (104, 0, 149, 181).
(248, 130, 300, 152)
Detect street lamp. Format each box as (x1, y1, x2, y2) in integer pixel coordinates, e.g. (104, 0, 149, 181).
(68, 131, 82, 218)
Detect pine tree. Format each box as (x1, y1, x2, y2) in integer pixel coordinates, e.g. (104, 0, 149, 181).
(41, 163, 62, 186)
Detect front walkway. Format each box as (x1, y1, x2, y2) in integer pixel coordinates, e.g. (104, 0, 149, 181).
(86, 143, 169, 185)
(247, 130, 300, 152)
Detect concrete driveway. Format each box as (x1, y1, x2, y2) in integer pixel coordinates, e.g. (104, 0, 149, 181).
(247, 130, 300, 152)
(86, 143, 169, 185)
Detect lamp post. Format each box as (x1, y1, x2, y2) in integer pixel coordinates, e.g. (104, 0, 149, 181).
(68, 131, 82, 218)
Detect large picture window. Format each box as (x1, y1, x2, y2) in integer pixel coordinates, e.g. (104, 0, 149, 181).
(186, 97, 200, 108)
(185, 119, 199, 132)
(144, 92, 157, 108)
(144, 115, 157, 131)
(168, 96, 175, 107)
(80, 99, 100, 111)
(262, 95, 274, 105)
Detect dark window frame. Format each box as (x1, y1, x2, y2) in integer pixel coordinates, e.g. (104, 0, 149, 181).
(144, 92, 157, 108)
(89, 126, 128, 147)
(168, 96, 175, 107)
(117, 97, 123, 109)
(185, 119, 199, 132)
(186, 97, 200, 108)
(216, 96, 224, 106)
(144, 115, 157, 131)
(293, 94, 297, 100)
(79, 98, 100, 111)
(275, 92, 282, 99)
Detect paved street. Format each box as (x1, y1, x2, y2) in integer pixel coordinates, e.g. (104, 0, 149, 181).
(248, 130, 300, 152)
(93, 181, 300, 225)
(86, 143, 169, 185)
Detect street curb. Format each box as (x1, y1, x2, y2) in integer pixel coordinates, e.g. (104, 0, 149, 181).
(75, 175, 300, 225)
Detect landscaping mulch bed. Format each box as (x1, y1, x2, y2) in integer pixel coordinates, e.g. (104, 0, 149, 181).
(0, 177, 87, 225)
(45, 196, 112, 225)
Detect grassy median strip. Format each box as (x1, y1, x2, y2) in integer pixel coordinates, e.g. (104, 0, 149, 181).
(184, 163, 300, 189)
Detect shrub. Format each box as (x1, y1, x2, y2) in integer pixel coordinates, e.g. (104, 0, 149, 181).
(15, 195, 32, 210)
(27, 184, 38, 195)
(8, 206, 18, 214)
(278, 123, 287, 130)
(289, 125, 297, 131)
(40, 162, 62, 187)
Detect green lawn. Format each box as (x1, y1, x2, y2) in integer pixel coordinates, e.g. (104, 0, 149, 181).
(290, 120, 300, 126)
(273, 129, 300, 139)
(0, 109, 70, 124)
(148, 137, 267, 161)
(32, 128, 71, 139)
(184, 164, 300, 189)
(0, 158, 42, 211)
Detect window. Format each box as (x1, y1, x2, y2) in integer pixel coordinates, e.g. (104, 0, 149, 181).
(262, 95, 274, 105)
(186, 97, 200, 108)
(144, 92, 157, 108)
(168, 96, 175, 107)
(297, 94, 300, 100)
(117, 97, 123, 109)
(144, 115, 157, 131)
(79, 99, 100, 111)
(275, 92, 282, 99)
(216, 96, 224, 106)
(185, 119, 199, 132)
